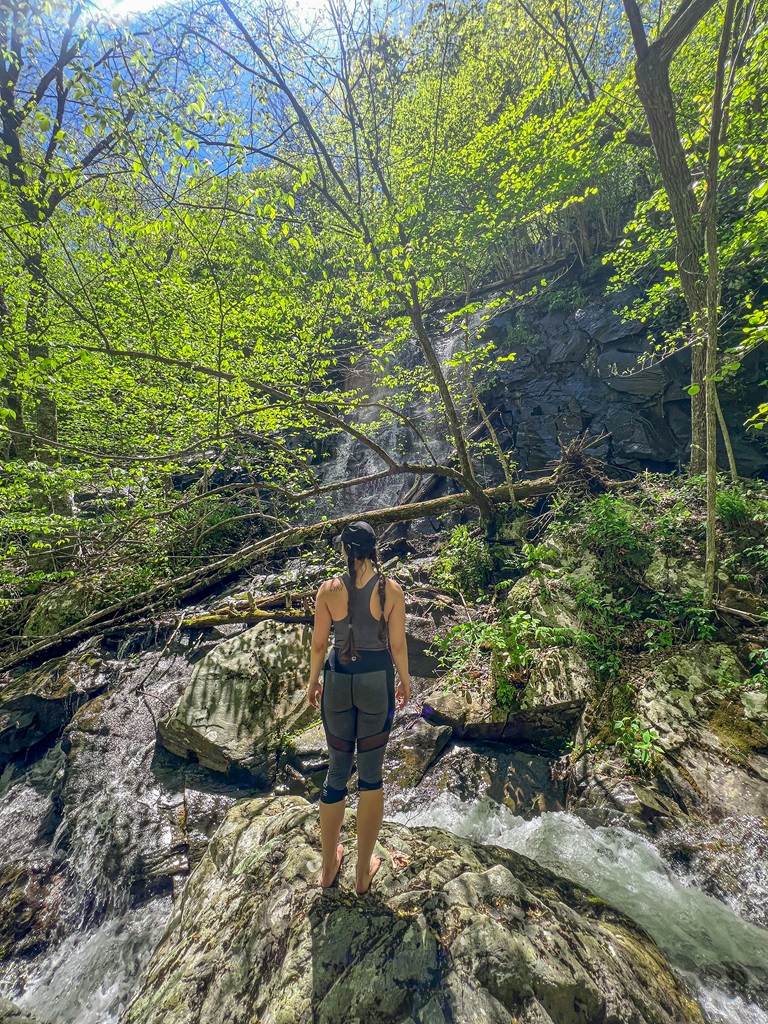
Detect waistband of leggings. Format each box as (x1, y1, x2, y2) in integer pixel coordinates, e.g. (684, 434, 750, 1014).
(326, 647, 393, 675)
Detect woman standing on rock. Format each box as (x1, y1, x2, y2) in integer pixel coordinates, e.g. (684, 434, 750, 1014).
(307, 520, 411, 893)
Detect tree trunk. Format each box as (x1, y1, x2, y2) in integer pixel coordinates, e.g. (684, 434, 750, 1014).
(622, 0, 719, 474)
(715, 392, 739, 483)
(25, 249, 58, 465)
(406, 281, 495, 523)
(703, 0, 737, 606)
(634, 54, 708, 473)
(3, 385, 31, 460)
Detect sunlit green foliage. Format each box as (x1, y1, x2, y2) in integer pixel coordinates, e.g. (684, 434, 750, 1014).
(1, 0, 767, 648)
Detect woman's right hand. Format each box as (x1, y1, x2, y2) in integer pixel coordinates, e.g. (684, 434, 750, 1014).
(307, 677, 322, 709)
(395, 678, 410, 710)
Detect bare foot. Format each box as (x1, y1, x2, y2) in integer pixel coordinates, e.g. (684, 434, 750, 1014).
(320, 844, 344, 888)
(355, 855, 381, 895)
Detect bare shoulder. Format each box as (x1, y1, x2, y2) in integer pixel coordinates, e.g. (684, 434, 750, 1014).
(317, 577, 345, 598)
(385, 578, 405, 602)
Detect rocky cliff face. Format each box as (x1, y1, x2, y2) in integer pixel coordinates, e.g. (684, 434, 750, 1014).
(477, 286, 768, 478)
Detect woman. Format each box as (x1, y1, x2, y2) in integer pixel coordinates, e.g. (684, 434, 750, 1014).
(306, 520, 411, 893)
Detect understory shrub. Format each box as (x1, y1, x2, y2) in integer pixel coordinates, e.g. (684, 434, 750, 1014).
(582, 494, 653, 577)
(431, 524, 493, 598)
(614, 716, 664, 771)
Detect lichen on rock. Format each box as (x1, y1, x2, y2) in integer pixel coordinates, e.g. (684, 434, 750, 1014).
(158, 621, 316, 784)
(121, 795, 703, 1024)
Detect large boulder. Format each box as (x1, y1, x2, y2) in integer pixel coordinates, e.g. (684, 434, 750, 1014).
(277, 722, 330, 798)
(421, 644, 589, 755)
(383, 715, 452, 789)
(121, 795, 703, 1024)
(158, 621, 316, 784)
(0, 653, 113, 766)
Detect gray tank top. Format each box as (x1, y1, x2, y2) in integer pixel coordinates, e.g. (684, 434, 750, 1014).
(333, 573, 388, 651)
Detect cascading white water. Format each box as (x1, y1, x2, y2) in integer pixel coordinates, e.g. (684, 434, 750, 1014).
(389, 793, 768, 1022)
(3, 897, 172, 1024)
(320, 327, 472, 517)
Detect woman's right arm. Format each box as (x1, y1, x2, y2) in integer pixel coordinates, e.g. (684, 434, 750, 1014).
(307, 581, 332, 709)
(386, 581, 411, 708)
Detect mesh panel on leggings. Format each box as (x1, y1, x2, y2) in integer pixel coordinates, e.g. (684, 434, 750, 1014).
(326, 732, 354, 753)
(357, 730, 390, 752)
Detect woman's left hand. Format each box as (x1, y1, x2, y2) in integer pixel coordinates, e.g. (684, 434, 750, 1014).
(307, 677, 322, 709)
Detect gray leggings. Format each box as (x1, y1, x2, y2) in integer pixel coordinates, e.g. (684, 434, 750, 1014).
(320, 652, 395, 803)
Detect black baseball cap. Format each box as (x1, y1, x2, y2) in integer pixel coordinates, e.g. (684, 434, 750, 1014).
(335, 521, 377, 555)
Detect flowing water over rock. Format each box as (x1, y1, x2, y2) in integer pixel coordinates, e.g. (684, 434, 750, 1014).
(2, 593, 768, 1023)
(657, 816, 768, 931)
(0, 636, 251, 1023)
(3, 898, 171, 1024)
(318, 330, 467, 517)
(389, 791, 768, 1019)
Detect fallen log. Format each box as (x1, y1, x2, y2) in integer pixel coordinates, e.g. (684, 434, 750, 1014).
(185, 608, 313, 628)
(0, 474, 559, 671)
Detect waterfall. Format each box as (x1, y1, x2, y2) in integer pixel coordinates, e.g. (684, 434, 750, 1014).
(320, 327, 472, 517)
(2, 898, 171, 1024)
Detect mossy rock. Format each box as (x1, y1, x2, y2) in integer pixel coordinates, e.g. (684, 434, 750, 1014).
(635, 644, 745, 751)
(0, 863, 64, 960)
(708, 701, 768, 756)
(23, 580, 108, 639)
(158, 620, 316, 784)
(121, 795, 703, 1024)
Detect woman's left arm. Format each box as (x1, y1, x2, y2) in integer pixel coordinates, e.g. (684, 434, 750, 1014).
(307, 581, 333, 709)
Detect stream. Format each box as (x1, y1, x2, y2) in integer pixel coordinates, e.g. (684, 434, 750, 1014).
(1, 629, 767, 1022)
(2, 752, 768, 1022)
(390, 793, 768, 1023)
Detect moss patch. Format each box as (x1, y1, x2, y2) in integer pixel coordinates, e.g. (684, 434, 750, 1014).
(709, 701, 768, 755)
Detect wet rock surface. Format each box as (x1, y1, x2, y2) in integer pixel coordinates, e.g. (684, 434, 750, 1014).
(121, 795, 704, 1024)
(390, 741, 565, 818)
(0, 639, 242, 977)
(0, 653, 114, 766)
(658, 815, 768, 931)
(422, 680, 582, 755)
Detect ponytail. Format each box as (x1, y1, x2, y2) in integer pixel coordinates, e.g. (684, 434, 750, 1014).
(339, 547, 358, 664)
(371, 548, 389, 647)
